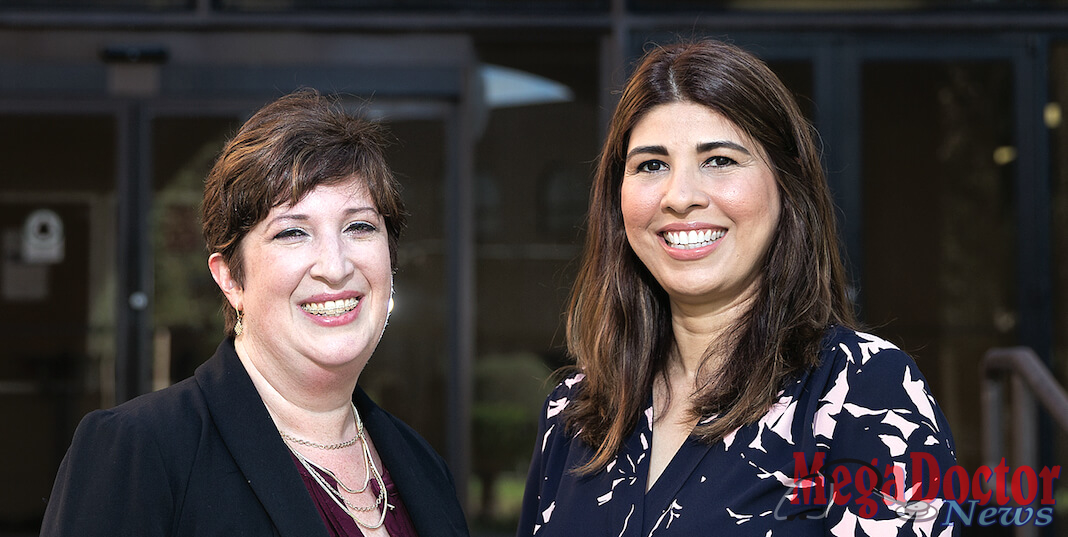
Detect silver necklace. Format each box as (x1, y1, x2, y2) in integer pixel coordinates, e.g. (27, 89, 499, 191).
(280, 430, 358, 450)
(282, 403, 392, 529)
(279, 405, 359, 450)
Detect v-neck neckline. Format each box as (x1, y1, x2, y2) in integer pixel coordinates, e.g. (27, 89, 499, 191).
(640, 395, 715, 508)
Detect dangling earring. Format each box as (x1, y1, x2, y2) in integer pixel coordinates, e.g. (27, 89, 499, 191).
(388, 282, 395, 315)
(234, 308, 244, 337)
(383, 282, 395, 331)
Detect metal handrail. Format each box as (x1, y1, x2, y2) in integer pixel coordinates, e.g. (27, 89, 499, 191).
(982, 347, 1068, 435)
(980, 347, 1068, 537)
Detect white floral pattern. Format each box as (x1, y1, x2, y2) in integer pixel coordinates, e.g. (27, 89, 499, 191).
(517, 326, 959, 537)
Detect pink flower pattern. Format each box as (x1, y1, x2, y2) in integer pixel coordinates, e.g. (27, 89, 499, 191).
(518, 326, 959, 537)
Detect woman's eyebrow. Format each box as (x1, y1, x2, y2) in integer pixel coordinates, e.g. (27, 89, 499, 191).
(342, 206, 378, 216)
(626, 141, 752, 161)
(268, 206, 377, 223)
(625, 145, 668, 161)
(697, 141, 751, 155)
(266, 214, 308, 226)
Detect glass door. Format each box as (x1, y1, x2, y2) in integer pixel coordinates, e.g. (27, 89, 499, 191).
(0, 112, 118, 532)
(360, 111, 451, 454)
(1051, 40, 1068, 536)
(731, 34, 1031, 478)
(151, 114, 241, 387)
(859, 58, 1018, 473)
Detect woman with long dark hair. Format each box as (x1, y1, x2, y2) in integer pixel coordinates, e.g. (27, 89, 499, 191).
(518, 40, 957, 536)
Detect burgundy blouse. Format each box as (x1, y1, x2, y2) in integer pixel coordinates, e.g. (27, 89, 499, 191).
(290, 451, 420, 537)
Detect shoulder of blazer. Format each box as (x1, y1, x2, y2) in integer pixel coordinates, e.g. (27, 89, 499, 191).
(94, 366, 210, 460)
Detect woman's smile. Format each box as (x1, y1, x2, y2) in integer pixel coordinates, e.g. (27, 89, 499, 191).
(655, 223, 728, 261)
(299, 293, 365, 328)
(660, 228, 726, 250)
(300, 296, 360, 317)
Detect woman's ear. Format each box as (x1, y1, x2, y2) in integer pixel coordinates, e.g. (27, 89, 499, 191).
(208, 253, 243, 310)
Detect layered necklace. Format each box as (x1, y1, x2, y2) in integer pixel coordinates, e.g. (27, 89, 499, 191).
(280, 403, 392, 530)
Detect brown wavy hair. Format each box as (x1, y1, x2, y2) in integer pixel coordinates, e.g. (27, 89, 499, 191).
(564, 39, 856, 473)
(201, 88, 407, 336)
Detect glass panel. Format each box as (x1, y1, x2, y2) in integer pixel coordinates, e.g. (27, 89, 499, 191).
(363, 117, 450, 453)
(467, 38, 599, 531)
(151, 116, 241, 386)
(766, 59, 815, 120)
(1050, 40, 1068, 532)
(861, 60, 1016, 474)
(0, 114, 116, 532)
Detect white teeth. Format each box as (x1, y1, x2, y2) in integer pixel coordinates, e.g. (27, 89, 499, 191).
(662, 229, 725, 250)
(301, 297, 360, 316)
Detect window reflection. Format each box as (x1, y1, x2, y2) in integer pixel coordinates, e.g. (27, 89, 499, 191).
(151, 116, 238, 386)
(0, 114, 116, 532)
(861, 60, 1016, 472)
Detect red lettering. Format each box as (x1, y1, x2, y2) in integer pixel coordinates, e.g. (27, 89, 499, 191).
(993, 458, 1011, 505)
(1039, 466, 1060, 505)
(855, 494, 878, 519)
(882, 464, 905, 501)
(855, 463, 878, 518)
(832, 466, 853, 505)
(908, 451, 940, 500)
(972, 465, 993, 504)
(1010, 466, 1038, 505)
(792, 452, 827, 505)
(943, 465, 969, 502)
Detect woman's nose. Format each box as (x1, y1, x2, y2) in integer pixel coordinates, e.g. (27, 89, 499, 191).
(660, 168, 710, 214)
(310, 237, 354, 284)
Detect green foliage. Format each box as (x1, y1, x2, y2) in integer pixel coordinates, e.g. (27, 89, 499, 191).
(471, 351, 554, 521)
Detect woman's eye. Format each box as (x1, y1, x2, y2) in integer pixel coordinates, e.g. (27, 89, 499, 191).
(346, 221, 377, 234)
(273, 228, 307, 240)
(637, 160, 666, 173)
(706, 155, 737, 167)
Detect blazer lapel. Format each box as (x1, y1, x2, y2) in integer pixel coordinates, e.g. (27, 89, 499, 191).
(195, 339, 329, 537)
(355, 387, 467, 537)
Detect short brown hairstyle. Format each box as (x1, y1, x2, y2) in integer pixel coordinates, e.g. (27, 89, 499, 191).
(201, 88, 407, 336)
(564, 39, 856, 472)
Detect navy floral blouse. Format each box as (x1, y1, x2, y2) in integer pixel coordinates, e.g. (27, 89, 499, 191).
(518, 325, 959, 537)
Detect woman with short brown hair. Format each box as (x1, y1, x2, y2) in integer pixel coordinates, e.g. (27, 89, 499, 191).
(43, 89, 469, 537)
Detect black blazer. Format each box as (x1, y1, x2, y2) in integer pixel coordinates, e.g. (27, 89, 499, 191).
(41, 339, 470, 537)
